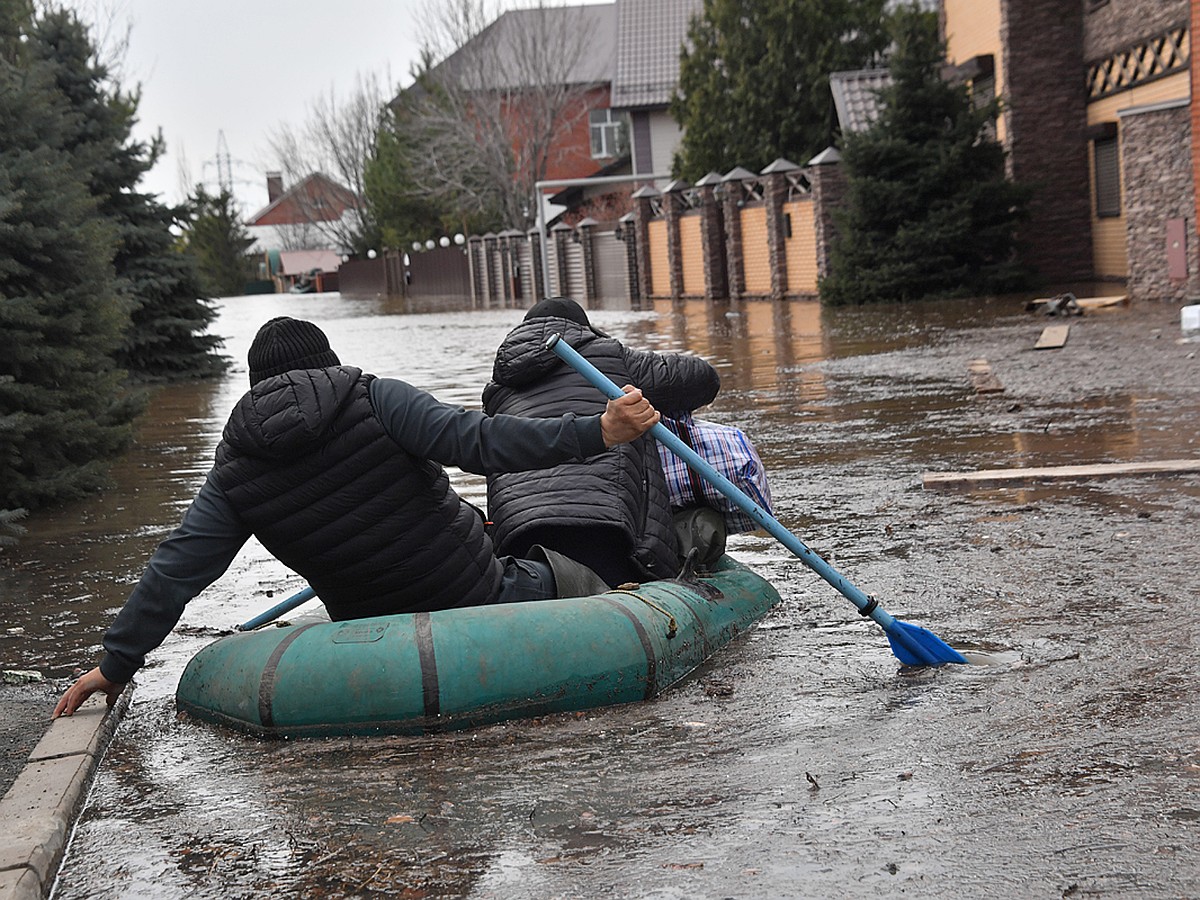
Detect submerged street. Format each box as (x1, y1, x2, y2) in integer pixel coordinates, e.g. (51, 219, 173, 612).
(2, 293, 1198, 898)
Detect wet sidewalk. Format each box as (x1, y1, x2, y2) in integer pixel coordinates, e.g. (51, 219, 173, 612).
(0, 687, 129, 900)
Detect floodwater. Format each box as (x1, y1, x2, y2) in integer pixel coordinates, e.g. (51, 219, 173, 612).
(2, 292, 1198, 898)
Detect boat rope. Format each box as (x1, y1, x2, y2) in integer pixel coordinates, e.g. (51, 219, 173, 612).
(606, 590, 677, 639)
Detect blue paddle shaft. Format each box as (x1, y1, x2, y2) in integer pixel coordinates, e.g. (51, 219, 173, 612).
(238, 586, 316, 631)
(548, 333, 968, 667)
(545, 335, 898, 630)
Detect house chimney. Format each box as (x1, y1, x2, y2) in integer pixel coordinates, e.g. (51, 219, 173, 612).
(266, 172, 283, 203)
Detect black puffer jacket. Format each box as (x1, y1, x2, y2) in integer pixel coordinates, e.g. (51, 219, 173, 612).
(212, 366, 501, 618)
(482, 317, 719, 580)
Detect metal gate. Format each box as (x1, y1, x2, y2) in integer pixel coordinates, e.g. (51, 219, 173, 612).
(405, 247, 471, 299)
(592, 230, 630, 308)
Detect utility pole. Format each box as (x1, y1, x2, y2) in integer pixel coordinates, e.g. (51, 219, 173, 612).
(215, 131, 233, 196)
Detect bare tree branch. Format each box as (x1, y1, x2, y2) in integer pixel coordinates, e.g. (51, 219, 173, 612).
(267, 70, 391, 252)
(401, 0, 599, 231)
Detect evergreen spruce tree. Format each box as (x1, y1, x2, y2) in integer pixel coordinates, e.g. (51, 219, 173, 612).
(0, 15, 139, 510)
(820, 4, 1030, 305)
(116, 195, 227, 379)
(671, 0, 891, 180)
(181, 186, 257, 298)
(28, 10, 226, 381)
(367, 102, 451, 249)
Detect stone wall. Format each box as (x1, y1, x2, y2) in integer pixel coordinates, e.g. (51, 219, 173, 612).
(1002, 0, 1096, 284)
(808, 161, 846, 281)
(1193, 0, 1200, 262)
(1119, 103, 1200, 302)
(1083, 0, 1188, 62)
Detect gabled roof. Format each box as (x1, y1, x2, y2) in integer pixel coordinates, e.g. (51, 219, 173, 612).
(429, 4, 617, 92)
(611, 0, 701, 110)
(245, 172, 358, 226)
(829, 68, 892, 134)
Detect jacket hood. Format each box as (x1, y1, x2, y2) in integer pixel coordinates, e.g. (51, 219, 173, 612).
(491, 317, 599, 389)
(222, 365, 363, 459)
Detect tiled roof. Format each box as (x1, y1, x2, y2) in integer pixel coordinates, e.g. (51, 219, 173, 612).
(612, 0, 702, 110)
(829, 68, 892, 134)
(438, 4, 617, 91)
(245, 172, 357, 226)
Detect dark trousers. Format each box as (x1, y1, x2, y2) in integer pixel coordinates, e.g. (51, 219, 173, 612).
(506, 525, 638, 588)
(495, 556, 556, 603)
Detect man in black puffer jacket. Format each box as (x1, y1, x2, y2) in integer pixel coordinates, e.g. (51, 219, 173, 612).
(483, 298, 720, 587)
(55, 315, 661, 717)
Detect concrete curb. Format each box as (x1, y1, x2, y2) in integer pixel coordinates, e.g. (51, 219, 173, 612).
(0, 687, 131, 900)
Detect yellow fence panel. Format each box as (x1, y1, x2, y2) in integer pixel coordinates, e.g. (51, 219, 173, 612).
(740, 206, 770, 294)
(679, 214, 705, 296)
(783, 200, 818, 294)
(648, 219, 670, 297)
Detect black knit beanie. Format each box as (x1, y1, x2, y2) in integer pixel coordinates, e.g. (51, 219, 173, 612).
(523, 297, 590, 326)
(524, 297, 606, 335)
(247, 316, 340, 385)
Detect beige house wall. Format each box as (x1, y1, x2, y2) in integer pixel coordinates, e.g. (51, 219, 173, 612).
(942, 0, 1006, 143)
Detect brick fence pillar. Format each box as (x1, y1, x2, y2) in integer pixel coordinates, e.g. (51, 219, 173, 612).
(696, 172, 728, 300)
(551, 221, 573, 297)
(663, 179, 689, 300)
(720, 167, 756, 301)
(618, 212, 641, 308)
(807, 148, 847, 283)
(762, 158, 800, 301)
(527, 229, 545, 302)
(631, 186, 659, 303)
(577, 217, 597, 306)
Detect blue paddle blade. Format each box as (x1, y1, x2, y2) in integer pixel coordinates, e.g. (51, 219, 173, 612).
(885, 619, 968, 667)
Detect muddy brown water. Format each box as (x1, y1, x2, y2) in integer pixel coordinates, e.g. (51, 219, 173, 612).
(2, 294, 1198, 898)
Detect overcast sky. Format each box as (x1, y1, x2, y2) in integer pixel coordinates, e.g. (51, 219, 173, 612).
(67, 0, 429, 216)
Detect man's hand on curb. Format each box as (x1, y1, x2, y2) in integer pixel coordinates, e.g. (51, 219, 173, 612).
(54, 667, 123, 718)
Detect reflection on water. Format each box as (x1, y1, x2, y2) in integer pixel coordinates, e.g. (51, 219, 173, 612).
(2, 292, 1196, 898)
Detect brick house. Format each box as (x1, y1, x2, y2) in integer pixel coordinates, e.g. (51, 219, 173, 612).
(403, 3, 623, 225)
(245, 172, 359, 253)
(246, 172, 360, 291)
(940, 0, 1197, 302)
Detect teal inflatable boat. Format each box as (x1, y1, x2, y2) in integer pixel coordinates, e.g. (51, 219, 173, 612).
(175, 555, 780, 738)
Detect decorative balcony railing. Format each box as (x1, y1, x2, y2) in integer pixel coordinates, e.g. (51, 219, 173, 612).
(1087, 25, 1189, 100)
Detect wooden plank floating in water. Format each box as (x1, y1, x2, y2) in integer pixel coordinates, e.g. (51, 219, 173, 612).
(1029, 294, 1128, 310)
(1034, 324, 1070, 349)
(922, 459, 1200, 490)
(967, 358, 1005, 394)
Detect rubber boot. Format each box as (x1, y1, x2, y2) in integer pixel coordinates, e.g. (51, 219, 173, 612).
(672, 506, 727, 569)
(527, 545, 610, 598)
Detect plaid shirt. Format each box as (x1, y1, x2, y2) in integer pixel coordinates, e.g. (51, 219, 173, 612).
(656, 414, 772, 533)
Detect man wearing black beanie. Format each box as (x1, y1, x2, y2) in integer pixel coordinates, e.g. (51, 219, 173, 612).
(56, 316, 660, 716)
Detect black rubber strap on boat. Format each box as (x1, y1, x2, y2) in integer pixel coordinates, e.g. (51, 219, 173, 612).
(414, 612, 440, 719)
(600, 596, 657, 700)
(257, 623, 322, 729)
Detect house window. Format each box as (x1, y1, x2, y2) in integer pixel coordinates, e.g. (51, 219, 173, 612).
(971, 74, 995, 110)
(1093, 136, 1120, 218)
(589, 108, 629, 159)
